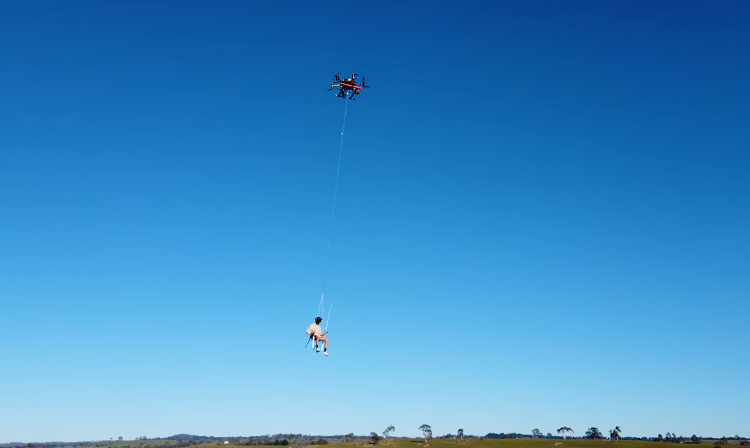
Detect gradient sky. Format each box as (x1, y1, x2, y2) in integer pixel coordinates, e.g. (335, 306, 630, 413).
(1, 0, 749, 443)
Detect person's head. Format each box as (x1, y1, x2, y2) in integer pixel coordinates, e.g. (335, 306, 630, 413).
(315, 317, 322, 325)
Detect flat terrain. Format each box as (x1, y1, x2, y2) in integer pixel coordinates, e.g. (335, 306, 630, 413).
(196, 439, 741, 448)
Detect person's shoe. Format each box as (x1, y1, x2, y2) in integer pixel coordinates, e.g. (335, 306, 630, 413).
(316, 346, 321, 352)
(323, 351, 328, 356)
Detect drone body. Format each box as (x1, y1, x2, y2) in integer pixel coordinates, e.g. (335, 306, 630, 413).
(328, 73, 369, 100)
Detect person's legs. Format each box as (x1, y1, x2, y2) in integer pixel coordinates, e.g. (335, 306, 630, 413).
(319, 335, 329, 356)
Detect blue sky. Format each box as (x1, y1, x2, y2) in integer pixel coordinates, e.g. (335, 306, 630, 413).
(1, 0, 749, 442)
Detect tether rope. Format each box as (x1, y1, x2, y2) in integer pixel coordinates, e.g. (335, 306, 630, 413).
(316, 99, 349, 321)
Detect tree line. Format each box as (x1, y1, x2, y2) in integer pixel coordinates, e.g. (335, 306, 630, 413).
(6, 430, 748, 448)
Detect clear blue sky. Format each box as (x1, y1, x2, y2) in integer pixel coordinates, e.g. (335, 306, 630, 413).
(1, 0, 748, 442)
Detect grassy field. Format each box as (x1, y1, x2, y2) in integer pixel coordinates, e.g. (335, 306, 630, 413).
(79, 437, 745, 448)
(195, 439, 742, 448)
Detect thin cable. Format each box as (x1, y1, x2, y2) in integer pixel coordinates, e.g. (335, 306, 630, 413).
(316, 291, 324, 319)
(316, 99, 348, 319)
(327, 99, 349, 254)
(324, 304, 332, 332)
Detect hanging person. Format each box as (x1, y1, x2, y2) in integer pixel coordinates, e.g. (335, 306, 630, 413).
(306, 317, 329, 356)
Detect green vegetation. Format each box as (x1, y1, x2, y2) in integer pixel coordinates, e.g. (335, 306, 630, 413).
(5, 433, 748, 448)
(195, 439, 747, 448)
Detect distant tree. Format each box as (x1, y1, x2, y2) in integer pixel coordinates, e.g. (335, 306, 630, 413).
(557, 428, 574, 440)
(714, 437, 729, 446)
(656, 435, 664, 442)
(547, 434, 553, 439)
(383, 426, 395, 444)
(586, 428, 603, 440)
(610, 427, 622, 441)
(370, 433, 381, 445)
(419, 425, 432, 444)
(344, 434, 355, 443)
(287, 435, 297, 446)
(458, 430, 464, 442)
(691, 435, 701, 444)
(532, 430, 542, 439)
(315, 440, 327, 446)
